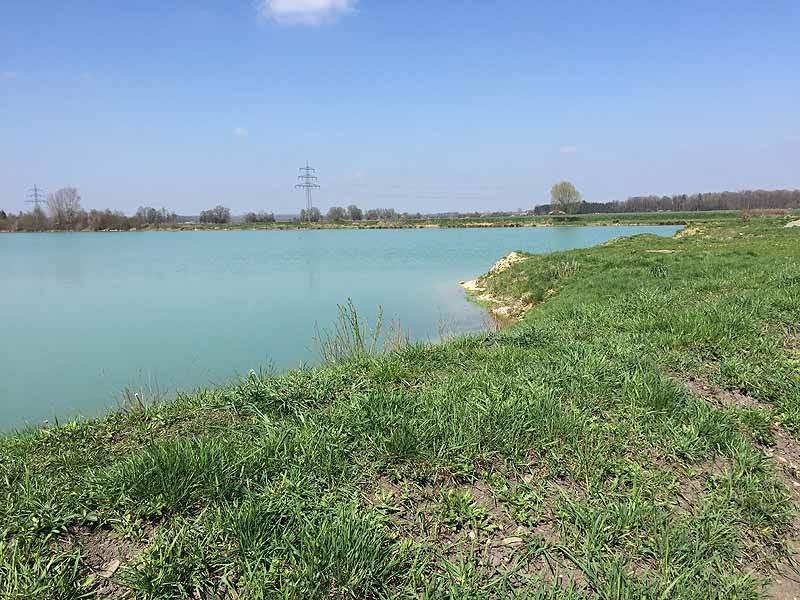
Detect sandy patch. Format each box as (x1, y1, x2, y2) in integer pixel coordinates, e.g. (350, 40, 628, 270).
(488, 251, 528, 275)
(460, 278, 482, 292)
(459, 252, 532, 324)
(459, 252, 528, 294)
(676, 226, 702, 238)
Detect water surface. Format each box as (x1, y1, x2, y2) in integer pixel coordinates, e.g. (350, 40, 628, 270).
(1, 225, 680, 430)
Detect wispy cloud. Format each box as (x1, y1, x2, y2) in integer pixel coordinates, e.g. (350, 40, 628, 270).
(258, 0, 356, 25)
(233, 127, 249, 138)
(2, 70, 18, 80)
(559, 145, 577, 154)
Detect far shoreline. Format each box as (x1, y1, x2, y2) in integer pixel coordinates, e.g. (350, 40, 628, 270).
(3, 209, 795, 234)
(0, 210, 744, 234)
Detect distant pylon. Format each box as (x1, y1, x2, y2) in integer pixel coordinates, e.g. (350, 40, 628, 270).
(26, 185, 46, 209)
(295, 161, 320, 221)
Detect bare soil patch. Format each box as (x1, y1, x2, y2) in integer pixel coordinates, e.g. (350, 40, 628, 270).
(683, 376, 770, 411)
(679, 376, 800, 599)
(365, 474, 592, 591)
(674, 457, 731, 514)
(68, 522, 157, 599)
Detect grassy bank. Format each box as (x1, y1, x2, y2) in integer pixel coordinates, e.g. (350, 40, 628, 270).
(2, 217, 799, 599)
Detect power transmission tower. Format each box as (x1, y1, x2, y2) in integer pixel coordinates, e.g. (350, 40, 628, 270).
(295, 161, 320, 221)
(26, 185, 47, 210)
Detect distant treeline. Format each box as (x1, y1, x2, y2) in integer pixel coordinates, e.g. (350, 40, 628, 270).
(0, 188, 181, 232)
(199, 205, 232, 224)
(295, 206, 414, 222)
(0, 192, 414, 231)
(4, 188, 799, 232)
(533, 189, 800, 215)
(244, 211, 276, 224)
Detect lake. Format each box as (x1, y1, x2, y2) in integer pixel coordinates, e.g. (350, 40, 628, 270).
(1, 225, 681, 431)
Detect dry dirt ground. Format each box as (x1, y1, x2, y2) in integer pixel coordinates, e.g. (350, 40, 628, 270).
(683, 378, 800, 599)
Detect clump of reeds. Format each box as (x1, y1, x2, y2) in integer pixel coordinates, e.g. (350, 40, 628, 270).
(120, 380, 165, 412)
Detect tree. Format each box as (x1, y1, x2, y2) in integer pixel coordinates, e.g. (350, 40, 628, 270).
(0, 210, 6, 220)
(20, 205, 49, 231)
(299, 207, 321, 222)
(550, 181, 581, 214)
(244, 211, 275, 223)
(326, 206, 347, 221)
(47, 187, 84, 229)
(347, 205, 363, 221)
(88, 209, 130, 231)
(365, 208, 398, 221)
(199, 205, 231, 224)
(136, 206, 176, 225)
(533, 189, 800, 215)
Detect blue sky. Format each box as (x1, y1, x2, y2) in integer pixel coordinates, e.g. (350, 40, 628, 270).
(1, 1, 798, 215)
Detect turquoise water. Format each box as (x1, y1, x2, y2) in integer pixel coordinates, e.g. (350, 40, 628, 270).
(1, 225, 680, 430)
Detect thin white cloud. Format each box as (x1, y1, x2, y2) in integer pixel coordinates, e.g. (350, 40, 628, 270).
(233, 127, 249, 137)
(559, 146, 577, 154)
(2, 70, 18, 80)
(258, 0, 356, 25)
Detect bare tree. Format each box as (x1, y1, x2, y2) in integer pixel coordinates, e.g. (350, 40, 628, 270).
(135, 206, 177, 225)
(199, 205, 231, 224)
(299, 207, 321, 222)
(47, 188, 84, 229)
(365, 208, 398, 221)
(244, 211, 275, 223)
(21, 205, 49, 231)
(88, 209, 132, 231)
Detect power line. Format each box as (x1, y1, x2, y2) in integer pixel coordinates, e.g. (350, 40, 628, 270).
(295, 161, 320, 221)
(26, 185, 46, 209)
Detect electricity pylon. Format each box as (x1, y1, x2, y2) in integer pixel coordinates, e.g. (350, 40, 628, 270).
(26, 185, 46, 209)
(295, 162, 320, 221)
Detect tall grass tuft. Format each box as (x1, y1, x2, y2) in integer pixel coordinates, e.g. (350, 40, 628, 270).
(649, 261, 669, 278)
(98, 437, 250, 514)
(120, 379, 166, 412)
(315, 298, 408, 363)
(316, 299, 383, 363)
(548, 259, 580, 279)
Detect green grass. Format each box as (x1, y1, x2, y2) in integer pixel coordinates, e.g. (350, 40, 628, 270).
(1, 216, 799, 598)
